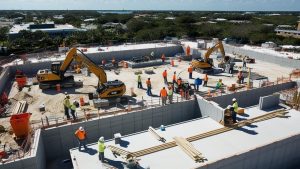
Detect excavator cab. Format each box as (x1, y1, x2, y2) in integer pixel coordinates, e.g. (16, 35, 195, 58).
(51, 62, 61, 75)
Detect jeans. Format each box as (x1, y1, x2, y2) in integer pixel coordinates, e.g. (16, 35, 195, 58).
(137, 82, 143, 89)
(161, 96, 167, 105)
(70, 109, 76, 120)
(189, 73, 192, 79)
(164, 77, 168, 84)
(78, 139, 87, 150)
(195, 85, 199, 91)
(231, 110, 237, 123)
(203, 81, 207, 87)
(64, 106, 70, 119)
(168, 95, 173, 104)
(147, 87, 152, 96)
(243, 62, 246, 67)
(99, 152, 105, 163)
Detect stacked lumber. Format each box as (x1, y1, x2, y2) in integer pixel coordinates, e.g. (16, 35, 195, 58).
(107, 145, 133, 159)
(12, 100, 27, 115)
(148, 126, 166, 142)
(174, 137, 205, 162)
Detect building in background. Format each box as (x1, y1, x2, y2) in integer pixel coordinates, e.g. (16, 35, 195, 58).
(275, 21, 300, 39)
(8, 22, 85, 40)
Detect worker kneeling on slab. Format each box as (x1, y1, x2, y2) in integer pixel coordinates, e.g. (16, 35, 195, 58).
(98, 136, 106, 163)
(75, 127, 87, 151)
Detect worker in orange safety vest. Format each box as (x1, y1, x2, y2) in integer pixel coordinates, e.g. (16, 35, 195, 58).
(162, 70, 168, 84)
(160, 87, 168, 105)
(146, 78, 152, 96)
(161, 54, 166, 63)
(188, 65, 193, 79)
(75, 126, 87, 151)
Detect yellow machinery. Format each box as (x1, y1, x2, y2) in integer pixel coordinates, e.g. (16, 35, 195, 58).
(191, 40, 230, 73)
(37, 48, 126, 98)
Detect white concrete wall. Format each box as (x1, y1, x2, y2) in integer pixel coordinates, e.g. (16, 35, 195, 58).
(196, 95, 224, 122)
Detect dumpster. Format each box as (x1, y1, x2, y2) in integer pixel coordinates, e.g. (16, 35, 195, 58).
(10, 113, 31, 138)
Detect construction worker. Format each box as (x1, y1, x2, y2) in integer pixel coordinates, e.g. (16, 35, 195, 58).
(146, 78, 152, 96)
(216, 79, 223, 90)
(75, 126, 87, 151)
(203, 74, 208, 87)
(161, 54, 166, 63)
(232, 98, 238, 123)
(137, 74, 143, 89)
(98, 136, 106, 163)
(70, 101, 78, 120)
(177, 78, 182, 88)
(160, 87, 167, 106)
(242, 56, 247, 67)
(162, 70, 168, 84)
(237, 71, 244, 84)
(172, 71, 177, 85)
(168, 86, 173, 104)
(188, 65, 193, 79)
(101, 59, 106, 66)
(112, 57, 116, 67)
(194, 77, 202, 91)
(63, 95, 71, 120)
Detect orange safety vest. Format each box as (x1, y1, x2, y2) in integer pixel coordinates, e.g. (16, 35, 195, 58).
(204, 75, 208, 81)
(161, 54, 166, 59)
(75, 130, 86, 140)
(160, 89, 167, 97)
(146, 80, 151, 87)
(188, 67, 193, 73)
(162, 71, 167, 77)
(173, 74, 176, 81)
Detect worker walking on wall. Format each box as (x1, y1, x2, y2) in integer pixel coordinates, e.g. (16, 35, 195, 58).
(146, 78, 152, 96)
(161, 54, 166, 63)
(160, 87, 168, 106)
(75, 127, 87, 151)
(98, 136, 106, 163)
(203, 74, 208, 87)
(232, 98, 238, 123)
(162, 70, 168, 84)
(188, 65, 193, 79)
(70, 101, 78, 120)
(168, 86, 173, 104)
(137, 74, 143, 89)
(63, 95, 71, 120)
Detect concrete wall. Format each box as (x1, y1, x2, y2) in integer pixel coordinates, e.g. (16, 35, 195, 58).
(196, 96, 224, 122)
(43, 100, 199, 163)
(209, 81, 296, 109)
(0, 129, 46, 169)
(199, 134, 300, 169)
(224, 44, 300, 69)
(0, 67, 14, 94)
(259, 94, 280, 110)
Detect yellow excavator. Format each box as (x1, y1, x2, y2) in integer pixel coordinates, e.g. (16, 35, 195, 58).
(191, 40, 231, 73)
(36, 48, 126, 98)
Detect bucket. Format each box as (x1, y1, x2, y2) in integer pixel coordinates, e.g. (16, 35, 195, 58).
(10, 113, 31, 138)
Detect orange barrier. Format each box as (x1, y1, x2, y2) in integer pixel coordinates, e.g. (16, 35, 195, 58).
(16, 77, 27, 89)
(10, 113, 31, 138)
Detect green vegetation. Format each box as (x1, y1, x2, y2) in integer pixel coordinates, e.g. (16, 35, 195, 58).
(0, 11, 300, 54)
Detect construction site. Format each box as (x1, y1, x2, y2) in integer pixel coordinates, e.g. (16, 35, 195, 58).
(0, 39, 300, 169)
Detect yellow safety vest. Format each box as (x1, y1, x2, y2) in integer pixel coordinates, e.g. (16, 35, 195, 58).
(233, 102, 238, 112)
(63, 98, 71, 108)
(98, 141, 106, 153)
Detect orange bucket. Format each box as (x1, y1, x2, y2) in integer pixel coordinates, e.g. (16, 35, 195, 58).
(10, 113, 31, 138)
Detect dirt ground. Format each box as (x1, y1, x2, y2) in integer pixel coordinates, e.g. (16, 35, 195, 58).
(0, 55, 295, 152)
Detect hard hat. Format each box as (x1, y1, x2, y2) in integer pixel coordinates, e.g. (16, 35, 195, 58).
(232, 98, 236, 102)
(64, 92, 68, 95)
(79, 126, 84, 131)
(99, 136, 104, 142)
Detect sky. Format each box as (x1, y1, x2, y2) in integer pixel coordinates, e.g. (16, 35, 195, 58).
(0, 0, 300, 11)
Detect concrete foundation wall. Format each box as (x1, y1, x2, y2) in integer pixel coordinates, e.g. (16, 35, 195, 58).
(224, 44, 300, 69)
(0, 129, 46, 169)
(259, 94, 280, 110)
(196, 96, 224, 122)
(209, 82, 296, 108)
(0, 67, 13, 94)
(199, 134, 300, 169)
(43, 100, 199, 163)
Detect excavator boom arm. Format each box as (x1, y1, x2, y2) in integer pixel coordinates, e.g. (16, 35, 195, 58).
(59, 48, 107, 84)
(204, 40, 225, 62)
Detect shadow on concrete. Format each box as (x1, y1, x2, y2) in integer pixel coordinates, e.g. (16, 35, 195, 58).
(239, 113, 250, 117)
(236, 127, 258, 135)
(81, 147, 97, 155)
(262, 105, 285, 112)
(246, 124, 258, 128)
(120, 140, 130, 148)
(42, 86, 87, 95)
(104, 159, 127, 169)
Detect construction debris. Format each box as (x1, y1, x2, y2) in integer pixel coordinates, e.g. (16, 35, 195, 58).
(148, 126, 166, 142)
(12, 101, 27, 115)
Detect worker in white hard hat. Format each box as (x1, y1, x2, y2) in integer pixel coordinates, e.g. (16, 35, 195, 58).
(75, 127, 87, 151)
(98, 136, 106, 163)
(232, 98, 238, 123)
